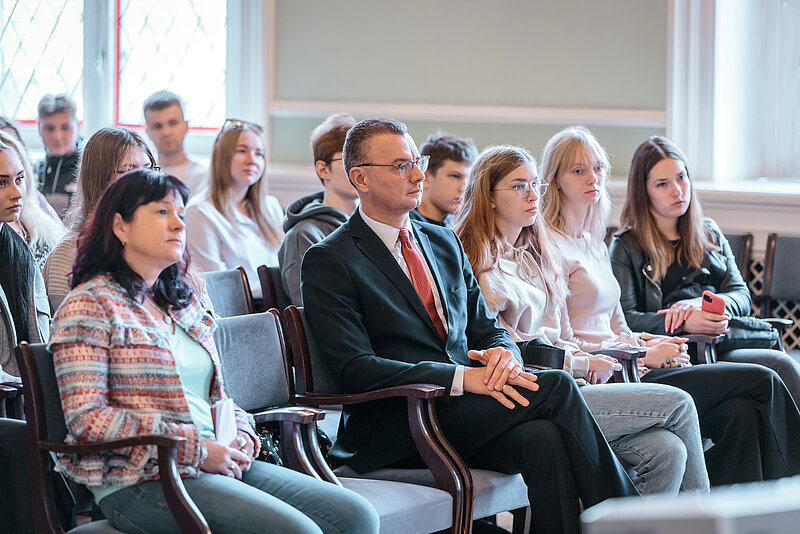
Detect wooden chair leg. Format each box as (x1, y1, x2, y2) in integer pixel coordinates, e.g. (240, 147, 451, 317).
(511, 506, 531, 534)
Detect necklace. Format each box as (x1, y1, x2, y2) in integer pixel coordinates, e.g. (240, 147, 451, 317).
(144, 293, 172, 326)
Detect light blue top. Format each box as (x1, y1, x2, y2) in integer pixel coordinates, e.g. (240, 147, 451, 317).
(91, 324, 214, 503)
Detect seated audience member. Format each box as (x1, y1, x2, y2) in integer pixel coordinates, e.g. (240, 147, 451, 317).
(49, 169, 379, 534)
(143, 90, 209, 197)
(278, 112, 357, 305)
(410, 132, 477, 226)
(0, 132, 65, 270)
(453, 144, 708, 495)
(610, 135, 800, 404)
(0, 135, 50, 378)
(43, 127, 156, 312)
(540, 126, 800, 486)
(186, 120, 283, 298)
(301, 118, 638, 534)
(35, 94, 81, 218)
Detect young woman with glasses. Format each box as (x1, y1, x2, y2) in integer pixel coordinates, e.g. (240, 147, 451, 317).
(186, 120, 284, 298)
(43, 126, 157, 312)
(453, 144, 709, 496)
(539, 126, 800, 486)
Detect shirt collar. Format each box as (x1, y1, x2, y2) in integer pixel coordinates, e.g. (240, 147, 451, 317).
(359, 207, 414, 251)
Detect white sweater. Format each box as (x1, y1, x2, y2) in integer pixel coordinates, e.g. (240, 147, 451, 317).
(477, 251, 590, 378)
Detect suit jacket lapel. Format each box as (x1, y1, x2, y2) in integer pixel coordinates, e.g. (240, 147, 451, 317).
(349, 212, 443, 342)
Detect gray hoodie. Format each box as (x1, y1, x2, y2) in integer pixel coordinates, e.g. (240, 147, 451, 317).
(278, 191, 349, 305)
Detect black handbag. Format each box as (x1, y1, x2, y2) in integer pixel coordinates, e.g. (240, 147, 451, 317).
(717, 316, 779, 353)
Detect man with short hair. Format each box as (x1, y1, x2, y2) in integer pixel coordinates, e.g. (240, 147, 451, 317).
(410, 132, 477, 226)
(35, 94, 81, 217)
(143, 90, 208, 197)
(301, 118, 637, 533)
(278, 112, 357, 305)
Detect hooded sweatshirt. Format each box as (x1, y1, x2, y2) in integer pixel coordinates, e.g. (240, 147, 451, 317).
(278, 191, 349, 305)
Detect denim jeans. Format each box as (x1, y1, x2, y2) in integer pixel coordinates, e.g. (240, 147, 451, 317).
(99, 461, 380, 534)
(580, 382, 710, 495)
(720, 348, 800, 406)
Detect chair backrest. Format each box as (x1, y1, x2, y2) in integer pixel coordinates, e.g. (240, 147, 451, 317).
(764, 234, 800, 306)
(258, 265, 292, 313)
(604, 226, 618, 246)
(284, 305, 340, 396)
(202, 267, 254, 317)
(724, 233, 753, 282)
(15, 342, 70, 533)
(214, 310, 291, 411)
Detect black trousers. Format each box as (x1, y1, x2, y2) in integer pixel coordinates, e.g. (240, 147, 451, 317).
(435, 370, 638, 534)
(643, 362, 800, 486)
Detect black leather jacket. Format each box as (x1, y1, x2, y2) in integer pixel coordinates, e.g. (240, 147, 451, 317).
(608, 219, 751, 336)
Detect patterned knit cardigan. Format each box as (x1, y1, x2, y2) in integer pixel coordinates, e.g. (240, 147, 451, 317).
(48, 274, 259, 488)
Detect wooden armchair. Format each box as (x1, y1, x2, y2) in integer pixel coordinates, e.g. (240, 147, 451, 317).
(216, 309, 457, 533)
(15, 342, 210, 534)
(257, 265, 292, 313)
(285, 305, 531, 534)
(517, 340, 644, 383)
(754, 233, 798, 352)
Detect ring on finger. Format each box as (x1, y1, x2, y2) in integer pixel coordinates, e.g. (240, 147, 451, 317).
(235, 435, 247, 449)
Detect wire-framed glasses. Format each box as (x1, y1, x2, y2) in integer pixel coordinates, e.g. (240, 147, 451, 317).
(352, 155, 430, 178)
(493, 180, 548, 199)
(221, 118, 265, 134)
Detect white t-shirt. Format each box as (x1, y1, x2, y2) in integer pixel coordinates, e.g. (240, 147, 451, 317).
(162, 159, 209, 199)
(185, 195, 284, 298)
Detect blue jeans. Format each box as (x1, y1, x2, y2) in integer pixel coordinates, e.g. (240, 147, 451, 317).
(580, 382, 710, 495)
(99, 461, 380, 534)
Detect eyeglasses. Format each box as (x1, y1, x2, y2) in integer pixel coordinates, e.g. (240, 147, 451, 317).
(114, 164, 161, 176)
(352, 155, 430, 178)
(222, 118, 265, 135)
(492, 180, 548, 199)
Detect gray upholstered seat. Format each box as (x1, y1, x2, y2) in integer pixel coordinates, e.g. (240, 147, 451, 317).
(202, 268, 253, 318)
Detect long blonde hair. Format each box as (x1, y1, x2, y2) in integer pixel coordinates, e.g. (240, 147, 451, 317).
(0, 131, 65, 248)
(540, 126, 611, 256)
(209, 126, 283, 247)
(620, 136, 716, 280)
(453, 145, 567, 305)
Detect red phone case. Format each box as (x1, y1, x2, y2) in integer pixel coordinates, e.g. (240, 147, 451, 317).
(701, 290, 725, 315)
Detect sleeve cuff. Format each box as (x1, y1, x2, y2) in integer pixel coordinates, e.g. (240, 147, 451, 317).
(450, 365, 465, 396)
(566, 354, 590, 379)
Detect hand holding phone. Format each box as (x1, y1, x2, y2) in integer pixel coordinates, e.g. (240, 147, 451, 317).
(701, 290, 725, 315)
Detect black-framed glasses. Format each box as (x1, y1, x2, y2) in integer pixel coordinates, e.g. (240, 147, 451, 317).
(222, 118, 265, 135)
(493, 180, 548, 199)
(352, 155, 430, 178)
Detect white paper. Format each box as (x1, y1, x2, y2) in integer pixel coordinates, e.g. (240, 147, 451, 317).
(211, 397, 237, 446)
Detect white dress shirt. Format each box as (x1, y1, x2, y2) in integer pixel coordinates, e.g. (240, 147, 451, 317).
(359, 208, 464, 395)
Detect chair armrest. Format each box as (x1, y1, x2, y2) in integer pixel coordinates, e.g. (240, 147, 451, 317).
(590, 348, 645, 360)
(252, 406, 326, 424)
(295, 383, 445, 406)
(684, 334, 723, 344)
(40, 433, 187, 455)
(685, 334, 723, 365)
(763, 317, 792, 331)
(0, 384, 20, 398)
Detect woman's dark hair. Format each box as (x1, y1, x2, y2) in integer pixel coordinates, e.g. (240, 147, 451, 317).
(71, 169, 193, 309)
(0, 223, 37, 343)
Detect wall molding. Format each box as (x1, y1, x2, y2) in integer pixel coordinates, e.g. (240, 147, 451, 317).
(267, 99, 667, 128)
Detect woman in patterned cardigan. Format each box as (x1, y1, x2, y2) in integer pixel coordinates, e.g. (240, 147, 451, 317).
(49, 169, 378, 534)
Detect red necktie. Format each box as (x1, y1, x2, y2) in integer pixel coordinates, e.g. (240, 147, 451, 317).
(398, 229, 447, 343)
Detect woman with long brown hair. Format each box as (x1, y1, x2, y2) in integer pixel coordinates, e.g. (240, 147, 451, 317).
(186, 120, 283, 298)
(610, 135, 800, 403)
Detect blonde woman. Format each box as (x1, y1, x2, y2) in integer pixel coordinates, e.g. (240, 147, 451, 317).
(540, 126, 800, 486)
(0, 131, 64, 270)
(454, 144, 708, 495)
(186, 120, 283, 298)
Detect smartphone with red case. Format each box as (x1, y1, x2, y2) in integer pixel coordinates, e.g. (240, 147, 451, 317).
(701, 290, 725, 315)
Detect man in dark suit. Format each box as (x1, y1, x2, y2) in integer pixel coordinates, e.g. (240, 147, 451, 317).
(301, 118, 637, 533)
